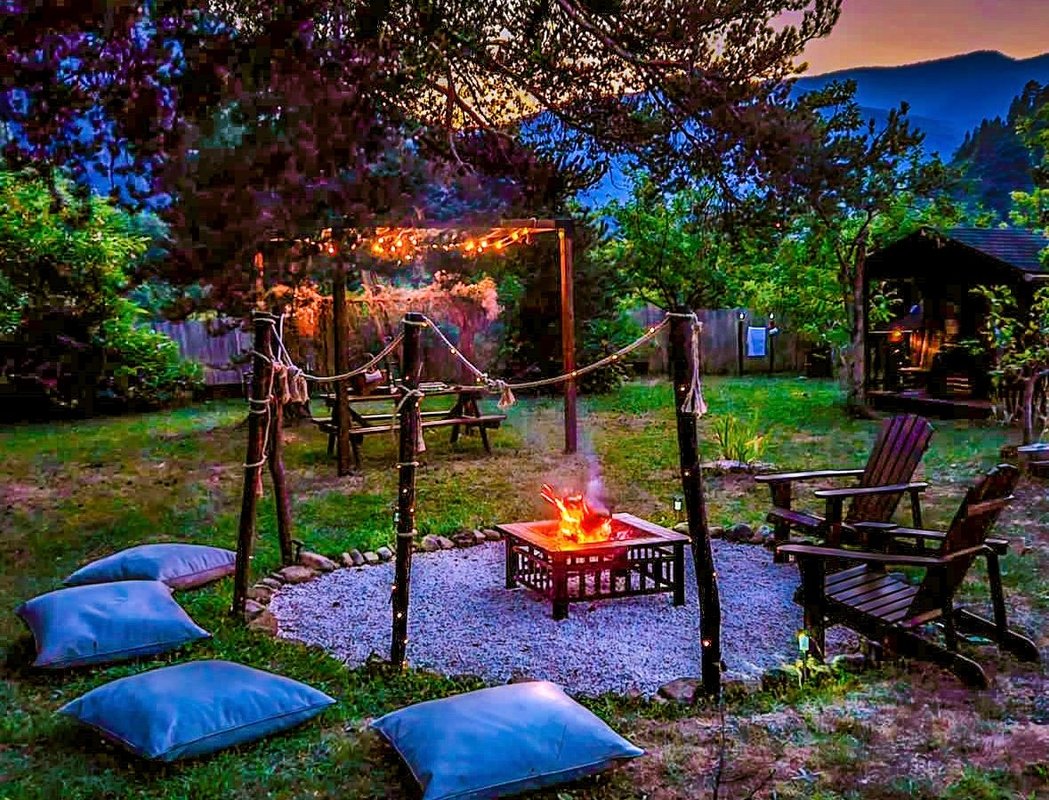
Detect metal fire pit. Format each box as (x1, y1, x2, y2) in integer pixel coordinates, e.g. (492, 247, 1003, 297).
(495, 513, 690, 619)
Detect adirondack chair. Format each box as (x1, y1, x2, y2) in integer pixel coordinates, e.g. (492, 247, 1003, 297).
(756, 413, 934, 560)
(780, 464, 1040, 688)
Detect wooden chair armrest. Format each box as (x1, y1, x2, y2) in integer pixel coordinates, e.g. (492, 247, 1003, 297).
(754, 468, 864, 484)
(778, 542, 989, 566)
(852, 521, 899, 531)
(886, 528, 1010, 554)
(813, 481, 928, 499)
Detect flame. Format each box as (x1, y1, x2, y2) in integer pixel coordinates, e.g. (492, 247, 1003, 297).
(540, 483, 614, 545)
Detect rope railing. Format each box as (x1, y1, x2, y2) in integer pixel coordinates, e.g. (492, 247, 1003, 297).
(254, 308, 707, 416)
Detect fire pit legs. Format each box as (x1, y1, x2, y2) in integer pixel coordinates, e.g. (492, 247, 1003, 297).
(673, 543, 686, 607)
(551, 557, 569, 620)
(498, 514, 690, 620)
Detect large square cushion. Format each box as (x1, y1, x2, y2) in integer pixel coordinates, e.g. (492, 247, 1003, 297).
(58, 660, 336, 761)
(371, 681, 644, 800)
(64, 543, 237, 590)
(15, 580, 210, 669)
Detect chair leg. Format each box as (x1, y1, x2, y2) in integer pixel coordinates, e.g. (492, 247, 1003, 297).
(770, 483, 792, 564)
(942, 599, 958, 652)
(799, 558, 826, 661)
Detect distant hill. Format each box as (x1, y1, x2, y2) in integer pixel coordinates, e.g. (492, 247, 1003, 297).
(795, 50, 1049, 159)
(572, 50, 1049, 208)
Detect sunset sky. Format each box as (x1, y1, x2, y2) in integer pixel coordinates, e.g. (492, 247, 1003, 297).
(799, 0, 1049, 74)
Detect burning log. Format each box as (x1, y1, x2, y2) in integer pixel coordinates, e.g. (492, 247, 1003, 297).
(539, 483, 616, 545)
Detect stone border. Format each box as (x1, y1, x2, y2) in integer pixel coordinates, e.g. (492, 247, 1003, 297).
(243, 522, 855, 701)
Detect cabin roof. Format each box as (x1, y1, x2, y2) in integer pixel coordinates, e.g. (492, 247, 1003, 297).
(867, 226, 1048, 282)
(943, 227, 1047, 274)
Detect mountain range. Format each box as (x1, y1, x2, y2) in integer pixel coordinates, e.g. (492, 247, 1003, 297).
(579, 50, 1049, 207)
(795, 50, 1049, 160)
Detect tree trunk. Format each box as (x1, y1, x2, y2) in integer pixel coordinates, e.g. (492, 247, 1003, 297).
(332, 261, 352, 475)
(669, 307, 722, 698)
(846, 245, 870, 415)
(1022, 372, 1036, 446)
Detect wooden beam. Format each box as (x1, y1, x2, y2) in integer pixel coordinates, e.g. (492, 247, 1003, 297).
(233, 312, 276, 616)
(669, 308, 721, 697)
(558, 218, 577, 454)
(332, 261, 352, 475)
(390, 312, 423, 668)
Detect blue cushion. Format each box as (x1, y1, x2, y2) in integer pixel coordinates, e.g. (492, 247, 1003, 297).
(64, 543, 237, 589)
(371, 681, 644, 800)
(15, 581, 210, 669)
(58, 660, 336, 761)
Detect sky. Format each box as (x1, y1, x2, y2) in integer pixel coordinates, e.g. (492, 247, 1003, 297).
(799, 0, 1049, 74)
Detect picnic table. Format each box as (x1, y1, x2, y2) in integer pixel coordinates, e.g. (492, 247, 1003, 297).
(311, 382, 506, 468)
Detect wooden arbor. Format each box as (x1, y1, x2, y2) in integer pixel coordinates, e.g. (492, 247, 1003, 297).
(326, 218, 578, 476)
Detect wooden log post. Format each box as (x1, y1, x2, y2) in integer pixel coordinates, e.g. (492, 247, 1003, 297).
(558, 219, 577, 454)
(233, 312, 276, 616)
(669, 307, 722, 697)
(332, 260, 352, 475)
(390, 311, 424, 668)
(268, 362, 295, 566)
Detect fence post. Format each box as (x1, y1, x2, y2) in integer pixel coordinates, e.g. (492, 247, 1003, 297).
(669, 306, 722, 698)
(233, 312, 275, 616)
(390, 312, 423, 668)
(332, 260, 352, 475)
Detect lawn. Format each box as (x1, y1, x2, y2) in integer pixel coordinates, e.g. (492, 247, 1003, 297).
(1, 377, 1046, 799)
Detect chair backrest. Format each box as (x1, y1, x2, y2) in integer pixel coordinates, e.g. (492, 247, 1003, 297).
(845, 414, 935, 524)
(909, 463, 1020, 618)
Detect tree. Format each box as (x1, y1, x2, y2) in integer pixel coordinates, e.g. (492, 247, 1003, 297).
(1009, 84, 1049, 236)
(595, 173, 736, 310)
(0, 167, 201, 414)
(787, 82, 952, 412)
(972, 284, 1049, 445)
(3, 1, 843, 300)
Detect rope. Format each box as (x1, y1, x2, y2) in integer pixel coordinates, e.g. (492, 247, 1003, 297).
(301, 333, 405, 384)
(417, 314, 670, 399)
(393, 388, 427, 452)
(680, 317, 708, 417)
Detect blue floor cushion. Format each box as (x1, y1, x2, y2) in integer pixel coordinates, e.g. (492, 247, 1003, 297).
(15, 581, 210, 669)
(58, 660, 336, 761)
(371, 681, 644, 800)
(64, 543, 237, 589)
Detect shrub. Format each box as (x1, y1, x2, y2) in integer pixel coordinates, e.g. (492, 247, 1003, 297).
(710, 415, 770, 465)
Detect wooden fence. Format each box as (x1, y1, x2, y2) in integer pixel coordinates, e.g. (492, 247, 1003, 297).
(157, 306, 813, 388)
(151, 320, 252, 387)
(631, 306, 810, 376)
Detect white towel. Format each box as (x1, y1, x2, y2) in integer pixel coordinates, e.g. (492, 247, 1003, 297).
(746, 326, 767, 358)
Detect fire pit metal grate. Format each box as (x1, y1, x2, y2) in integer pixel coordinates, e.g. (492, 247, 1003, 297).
(495, 513, 690, 619)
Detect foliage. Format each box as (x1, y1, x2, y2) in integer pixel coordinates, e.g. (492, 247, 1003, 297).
(1009, 85, 1049, 237)
(710, 415, 771, 466)
(594, 173, 735, 311)
(971, 283, 1049, 443)
(761, 81, 956, 409)
(0, 167, 200, 414)
(952, 81, 1048, 221)
(2, 1, 843, 313)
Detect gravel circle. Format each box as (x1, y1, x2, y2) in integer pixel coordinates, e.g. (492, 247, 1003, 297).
(271, 540, 846, 697)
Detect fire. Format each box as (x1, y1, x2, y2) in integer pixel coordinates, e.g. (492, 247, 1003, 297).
(539, 483, 615, 545)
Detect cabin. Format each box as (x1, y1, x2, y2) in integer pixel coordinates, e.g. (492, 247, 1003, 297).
(864, 226, 1049, 418)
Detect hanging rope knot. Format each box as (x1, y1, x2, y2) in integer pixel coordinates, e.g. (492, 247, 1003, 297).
(680, 318, 708, 417)
(394, 388, 427, 453)
(492, 379, 516, 409)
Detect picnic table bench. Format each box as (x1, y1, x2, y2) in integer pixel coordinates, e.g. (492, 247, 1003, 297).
(311, 382, 506, 468)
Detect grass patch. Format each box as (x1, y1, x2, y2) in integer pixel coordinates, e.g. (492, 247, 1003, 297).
(1, 378, 1045, 799)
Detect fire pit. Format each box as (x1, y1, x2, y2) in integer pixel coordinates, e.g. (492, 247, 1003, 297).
(495, 512, 690, 620)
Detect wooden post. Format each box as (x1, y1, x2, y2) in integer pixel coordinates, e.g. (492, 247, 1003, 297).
(558, 218, 577, 454)
(768, 313, 776, 375)
(736, 311, 745, 377)
(233, 312, 276, 615)
(332, 260, 352, 475)
(391, 311, 423, 668)
(268, 365, 295, 566)
(669, 307, 722, 697)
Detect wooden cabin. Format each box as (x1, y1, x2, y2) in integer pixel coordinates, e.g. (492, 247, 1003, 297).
(864, 226, 1048, 418)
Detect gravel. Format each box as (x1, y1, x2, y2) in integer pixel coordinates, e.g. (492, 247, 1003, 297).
(270, 540, 850, 697)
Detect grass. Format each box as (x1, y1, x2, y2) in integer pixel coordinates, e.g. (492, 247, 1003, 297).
(0, 376, 1045, 799)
